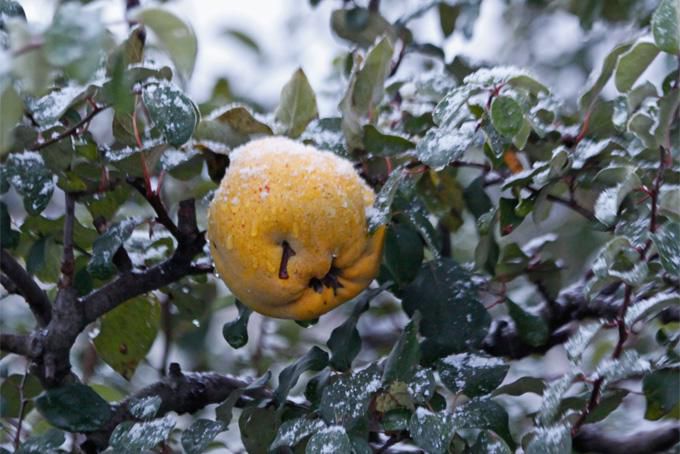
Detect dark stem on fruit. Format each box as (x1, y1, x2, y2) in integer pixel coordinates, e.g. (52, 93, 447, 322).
(278, 241, 296, 279)
(309, 266, 344, 295)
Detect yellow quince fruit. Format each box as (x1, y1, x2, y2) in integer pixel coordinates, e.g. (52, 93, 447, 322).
(207, 136, 385, 320)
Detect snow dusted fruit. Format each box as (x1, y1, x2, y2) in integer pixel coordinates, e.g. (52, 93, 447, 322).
(207, 137, 386, 320)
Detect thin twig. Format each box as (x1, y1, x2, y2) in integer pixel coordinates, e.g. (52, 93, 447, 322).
(31, 104, 109, 151)
(13, 366, 30, 450)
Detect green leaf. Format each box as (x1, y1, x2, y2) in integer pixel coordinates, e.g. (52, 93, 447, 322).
(339, 37, 394, 149)
(453, 397, 514, 448)
(580, 42, 633, 110)
(0, 202, 19, 249)
(659, 186, 680, 221)
(470, 430, 512, 454)
(270, 417, 326, 450)
(437, 353, 508, 398)
(506, 299, 550, 347)
(0, 84, 22, 156)
(222, 300, 252, 349)
(383, 312, 421, 384)
(643, 367, 680, 420)
(43, 3, 105, 82)
(438, 3, 460, 37)
(327, 288, 378, 371)
(330, 8, 396, 47)
(0, 374, 42, 418)
(490, 96, 523, 138)
(382, 223, 424, 287)
(492, 376, 545, 396)
(143, 81, 198, 146)
(625, 290, 680, 327)
(87, 218, 138, 280)
(362, 125, 414, 156)
(402, 258, 490, 359)
(28, 85, 94, 127)
(4, 151, 55, 215)
(305, 426, 353, 453)
(222, 28, 261, 55)
(275, 68, 318, 138)
(196, 104, 272, 149)
(93, 296, 160, 379)
(652, 222, 680, 276)
(273, 346, 329, 404)
(614, 41, 661, 92)
(239, 406, 279, 454)
(110, 416, 176, 453)
(181, 419, 226, 454)
(215, 372, 271, 426)
(526, 424, 571, 454)
(128, 395, 161, 420)
(135, 8, 197, 80)
(590, 236, 648, 289)
(408, 408, 455, 454)
(15, 429, 64, 454)
(416, 121, 477, 170)
(652, 0, 680, 54)
(35, 383, 111, 432)
(301, 117, 347, 157)
(319, 363, 382, 427)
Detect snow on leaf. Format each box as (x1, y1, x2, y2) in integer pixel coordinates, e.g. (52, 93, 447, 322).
(319, 363, 382, 426)
(109, 416, 176, 452)
(565, 322, 602, 364)
(271, 417, 327, 450)
(305, 425, 352, 454)
(652, 222, 680, 275)
(625, 290, 680, 327)
(537, 372, 576, 426)
(3, 151, 55, 215)
(652, 0, 680, 54)
(596, 350, 651, 384)
(526, 423, 572, 454)
(437, 353, 508, 397)
(408, 407, 455, 454)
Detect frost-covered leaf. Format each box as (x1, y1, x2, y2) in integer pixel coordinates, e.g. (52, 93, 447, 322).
(43, 3, 105, 81)
(625, 290, 680, 327)
(135, 8, 197, 80)
(15, 429, 64, 454)
(87, 218, 138, 280)
(28, 85, 94, 127)
(0, 84, 22, 156)
(453, 397, 514, 448)
(270, 417, 326, 450)
(109, 416, 176, 453)
(3, 151, 55, 215)
(305, 425, 352, 454)
(594, 167, 641, 227)
(93, 296, 160, 380)
(506, 299, 550, 347)
(643, 367, 680, 420)
(408, 408, 455, 454)
(614, 41, 660, 92)
(590, 237, 648, 289)
(580, 42, 633, 110)
(526, 424, 571, 454)
(565, 322, 602, 363)
(301, 117, 347, 157)
(652, 0, 680, 54)
(181, 419, 226, 454)
(596, 350, 651, 384)
(275, 68, 318, 138)
(437, 353, 508, 397)
(470, 430, 512, 454)
(143, 81, 198, 146)
(537, 372, 575, 426)
(128, 396, 161, 420)
(319, 363, 382, 427)
(416, 121, 477, 170)
(658, 186, 680, 221)
(383, 312, 421, 384)
(367, 168, 407, 231)
(35, 384, 111, 432)
(222, 300, 252, 349)
(402, 258, 490, 359)
(0, 0, 25, 28)
(273, 346, 329, 404)
(490, 96, 523, 138)
(652, 222, 680, 275)
(407, 367, 437, 404)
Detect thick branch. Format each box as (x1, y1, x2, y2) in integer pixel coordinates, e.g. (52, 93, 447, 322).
(573, 424, 680, 454)
(0, 333, 31, 357)
(0, 249, 51, 326)
(128, 177, 182, 240)
(83, 364, 272, 452)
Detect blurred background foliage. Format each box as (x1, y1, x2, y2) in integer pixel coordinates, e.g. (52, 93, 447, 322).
(0, 0, 679, 452)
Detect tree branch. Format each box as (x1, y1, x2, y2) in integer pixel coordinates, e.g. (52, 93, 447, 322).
(59, 193, 76, 288)
(82, 363, 272, 452)
(81, 199, 204, 323)
(0, 249, 51, 326)
(31, 104, 109, 152)
(0, 333, 31, 357)
(573, 424, 680, 454)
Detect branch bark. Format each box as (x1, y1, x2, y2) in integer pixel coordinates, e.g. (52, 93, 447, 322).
(573, 424, 680, 454)
(0, 249, 51, 326)
(0, 333, 31, 357)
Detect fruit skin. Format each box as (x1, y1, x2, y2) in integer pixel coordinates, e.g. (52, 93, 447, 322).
(207, 136, 385, 320)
